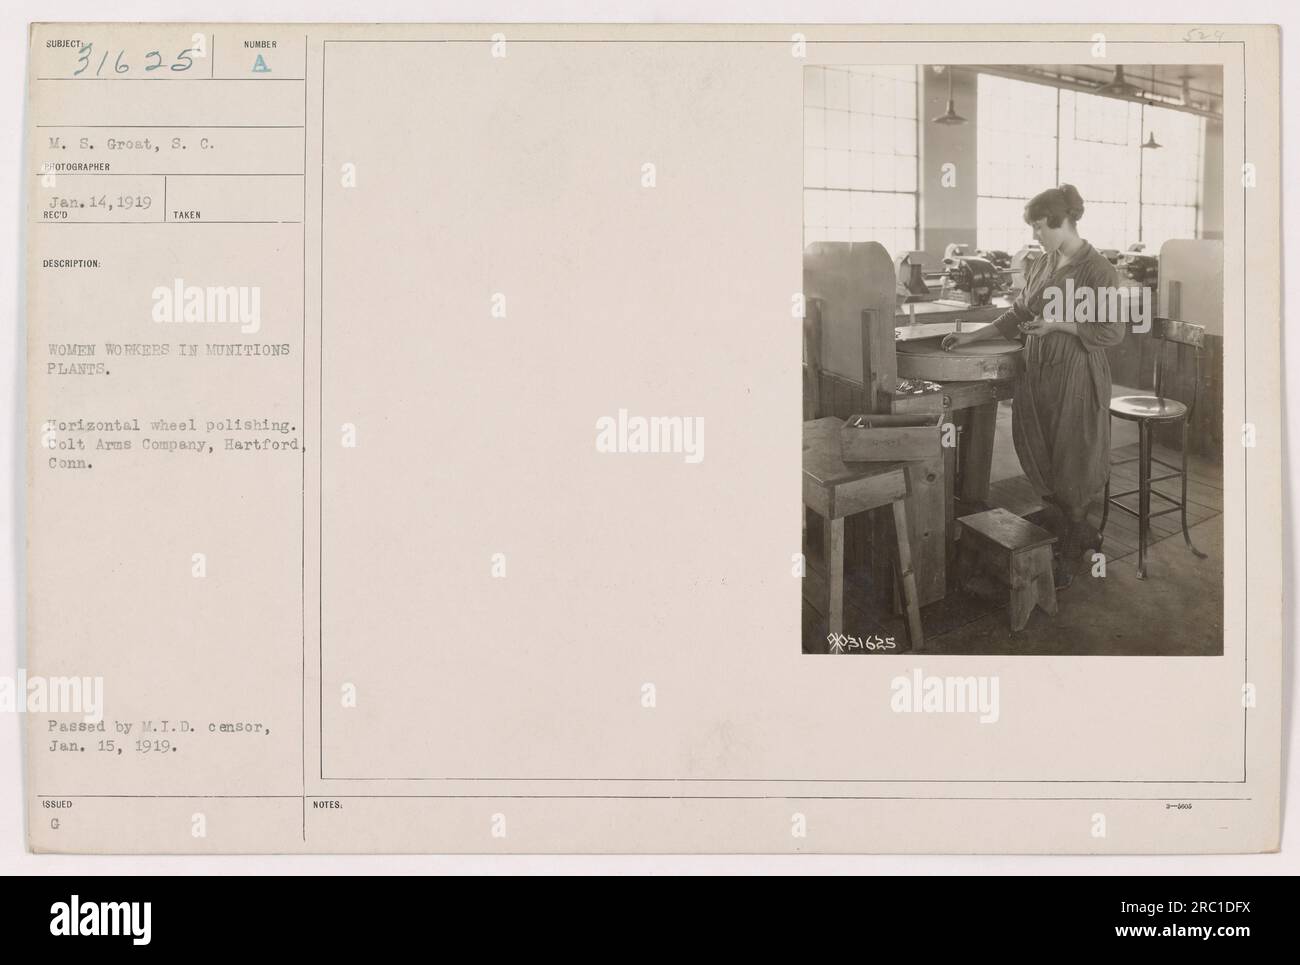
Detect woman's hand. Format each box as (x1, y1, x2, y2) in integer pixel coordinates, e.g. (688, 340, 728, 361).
(941, 331, 975, 352)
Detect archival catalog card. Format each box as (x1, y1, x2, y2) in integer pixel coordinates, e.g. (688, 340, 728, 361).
(23, 22, 1281, 853)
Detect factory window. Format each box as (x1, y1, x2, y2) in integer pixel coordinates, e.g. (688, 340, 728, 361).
(803, 66, 919, 256)
(975, 73, 1059, 253)
(978, 74, 1207, 254)
(1057, 89, 1142, 250)
(1139, 104, 1205, 252)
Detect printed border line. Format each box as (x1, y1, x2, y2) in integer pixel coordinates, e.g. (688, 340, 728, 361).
(302, 32, 309, 843)
(314, 36, 1249, 788)
(38, 794, 1253, 802)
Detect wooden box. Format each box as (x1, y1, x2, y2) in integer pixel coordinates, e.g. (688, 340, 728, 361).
(839, 412, 944, 463)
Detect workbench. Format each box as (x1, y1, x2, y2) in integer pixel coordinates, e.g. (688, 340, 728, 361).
(804, 241, 1021, 607)
(802, 417, 924, 650)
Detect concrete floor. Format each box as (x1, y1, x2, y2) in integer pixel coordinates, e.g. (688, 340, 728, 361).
(924, 514, 1223, 654)
(802, 385, 1225, 656)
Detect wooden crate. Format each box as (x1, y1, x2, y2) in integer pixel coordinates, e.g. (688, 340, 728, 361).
(839, 413, 944, 463)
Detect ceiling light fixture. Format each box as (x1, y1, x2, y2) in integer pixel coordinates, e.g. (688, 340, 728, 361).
(931, 67, 967, 125)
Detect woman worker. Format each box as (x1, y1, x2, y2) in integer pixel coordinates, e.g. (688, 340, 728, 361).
(942, 184, 1125, 587)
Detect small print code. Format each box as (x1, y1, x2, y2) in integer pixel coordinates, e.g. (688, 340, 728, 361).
(826, 632, 896, 653)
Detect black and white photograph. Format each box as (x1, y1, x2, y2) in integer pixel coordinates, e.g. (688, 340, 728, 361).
(801, 63, 1225, 656)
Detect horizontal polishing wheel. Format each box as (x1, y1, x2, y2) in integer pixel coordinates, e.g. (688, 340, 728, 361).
(893, 321, 995, 342)
(895, 335, 1023, 381)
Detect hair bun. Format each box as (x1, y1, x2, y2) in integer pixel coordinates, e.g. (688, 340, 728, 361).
(1057, 183, 1085, 221)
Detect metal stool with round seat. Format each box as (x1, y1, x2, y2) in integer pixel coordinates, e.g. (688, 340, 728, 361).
(1098, 316, 1208, 579)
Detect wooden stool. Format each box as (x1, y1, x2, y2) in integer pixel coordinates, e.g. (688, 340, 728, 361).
(802, 418, 925, 651)
(956, 508, 1057, 632)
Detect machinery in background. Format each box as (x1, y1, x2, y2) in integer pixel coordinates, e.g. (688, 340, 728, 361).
(1011, 242, 1158, 291)
(1009, 243, 1044, 292)
(894, 245, 1016, 307)
(975, 248, 1011, 273)
(937, 243, 1001, 306)
(1118, 243, 1159, 288)
(894, 251, 931, 301)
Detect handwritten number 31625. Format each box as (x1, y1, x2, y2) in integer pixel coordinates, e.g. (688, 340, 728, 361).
(73, 44, 197, 76)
